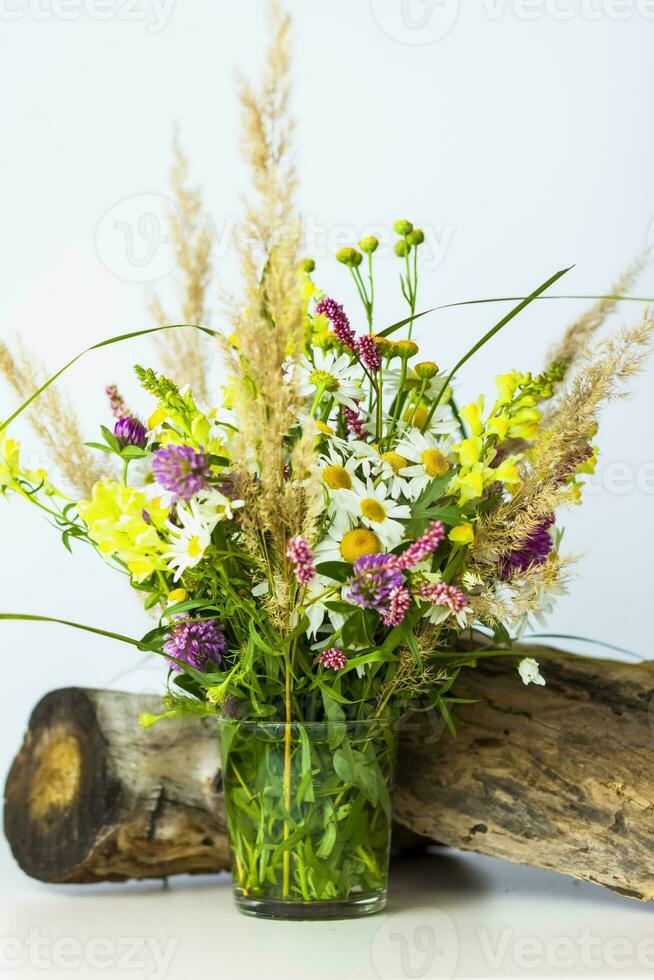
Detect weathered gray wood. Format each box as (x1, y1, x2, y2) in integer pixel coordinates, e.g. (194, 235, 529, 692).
(394, 648, 654, 901)
(5, 647, 654, 898)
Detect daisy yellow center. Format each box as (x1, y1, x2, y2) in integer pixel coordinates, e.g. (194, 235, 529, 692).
(421, 448, 449, 477)
(323, 465, 352, 490)
(360, 498, 387, 523)
(380, 451, 409, 475)
(340, 528, 381, 562)
(316, 420, 334, 436)
(309, 369, 339, 393)
(187, 536, 203, 557)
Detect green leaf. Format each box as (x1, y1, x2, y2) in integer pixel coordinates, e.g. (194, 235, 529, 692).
(315, 820, 337, 859)
(84, 442, 113, 454)
(120, 446, 149, 460)
(0, 322, 217, 434)
(321, 688, 347, 748)
(297, 724, 315, 805)
(342, 609, 377, 649)
(100, 425, 121, 453)
(315, 561, 351, 583)
(337, 650, 396, 675)
(424, 266, 572, 423)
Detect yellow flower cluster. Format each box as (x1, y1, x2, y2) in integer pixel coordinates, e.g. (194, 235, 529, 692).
(0, 433, 58, 500)
(78, 480, 169, 583)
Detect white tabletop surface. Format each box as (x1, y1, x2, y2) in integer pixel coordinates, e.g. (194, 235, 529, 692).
(1, 837, 652, 980)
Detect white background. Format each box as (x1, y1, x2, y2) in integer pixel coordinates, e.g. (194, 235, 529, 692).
(0, 1, 653, 977)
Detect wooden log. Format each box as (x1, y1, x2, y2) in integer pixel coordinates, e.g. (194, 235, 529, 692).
(3, 687, 230, 882)
(395, 647, 654, 901)
(4, 646, 654, 898)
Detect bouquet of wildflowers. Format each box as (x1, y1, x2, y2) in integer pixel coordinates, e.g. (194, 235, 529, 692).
(1, 4, 651, 915)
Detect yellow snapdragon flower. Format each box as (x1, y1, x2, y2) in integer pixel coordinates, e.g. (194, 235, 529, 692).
(78, 480, 169, 583)
(0, 434, 22, 492)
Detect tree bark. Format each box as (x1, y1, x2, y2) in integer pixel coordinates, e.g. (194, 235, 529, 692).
(3, 687, 229, 882)
(395, 647, 654, 901)
(4, 646, 654, 898)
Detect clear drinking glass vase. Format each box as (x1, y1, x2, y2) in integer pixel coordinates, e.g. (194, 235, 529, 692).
(218, 717, 398, 920)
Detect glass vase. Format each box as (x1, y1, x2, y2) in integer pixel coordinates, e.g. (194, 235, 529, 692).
(218, 717, 398, 920)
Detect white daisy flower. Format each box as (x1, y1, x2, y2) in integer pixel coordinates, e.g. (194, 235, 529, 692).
(348, 440, 411, 500)
(297, 350, 362, 411)
(313, 520, 386, 565)
(340, 478, 410, 549)
(164, 500, 213, 581)
(423, 600, 473, 630)
(195, 487, 244, 525)
(320, 445, 365, 491)
(396, 430, 454, 500)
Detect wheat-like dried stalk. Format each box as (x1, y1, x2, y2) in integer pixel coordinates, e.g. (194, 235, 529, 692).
(0, 340, 107, 496)
(546, 253, 647, 375)
(472, 310, 654, 567)
(470, 554, 576, 627)
(219, 3, 312, 625)
(150, 128, 213, 405)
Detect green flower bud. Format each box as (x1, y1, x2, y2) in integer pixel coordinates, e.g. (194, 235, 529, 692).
(394, 339, 419, 359)
(373, 335, 393, 357)
(415, 360, 439, 380)
(395, 240, 410, 258)
(393, 219, 413, 236)
(336, 246, 363, 267)
(359, 235, 379, 254)
(407, 228, 425, 246)
(300, 258, 315, 273)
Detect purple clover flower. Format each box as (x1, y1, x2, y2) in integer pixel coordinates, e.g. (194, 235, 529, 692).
(114, 416, 147, 450)
(152, 445, 210, 501)
(315, 297, 357, 351)
(500, 516, 555, 578)
(347, 553, 404, 612)
(163, 620, 226, 672)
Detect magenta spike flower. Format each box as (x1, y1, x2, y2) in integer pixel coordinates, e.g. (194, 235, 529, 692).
(357, 334, 381, 372)
(315, 297, 357, 351)
(106, 384, 130, 419)
(114, 416, 147, 450)
(318, 647, 348, 671)
(380, 585, 412, 626)
(342, 403, 368, 440)
(500, 516, 555, 578)
(347, 553, 404, 612)
(152, 445, 210, 500)
(163, 620, 226, 672)
(286, 536, 316, 584)
(418, 580, 468, 613)
(396, 521, 446, 569)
